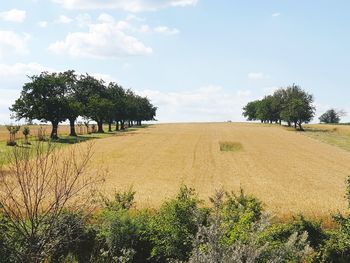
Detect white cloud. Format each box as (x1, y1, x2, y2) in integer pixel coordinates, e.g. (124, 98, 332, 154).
(52, 0, 198, 12)
(38, 21, 48, 27)
(126, 14, 145, 22)
(0, 9, 26, 23)
(56, 15, 73, 24)
(0, 62, 55, 77)
(48, 16, 152, 58)
(154, 26, 179, 35)
(136, 85, 252, 122)
(248, 72, 270, 80)
(272, 12, 281, 17)
(75, 13, 92, 27)
(0, 31, 30, 57)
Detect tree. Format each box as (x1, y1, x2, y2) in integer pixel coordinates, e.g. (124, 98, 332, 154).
(256, 96, 280, 124)
(62, 70, 82, 137)
(75, 74, 109, 133)
(319, 109, 345, 124)
(280, 84, 315, 130)
(0, 142, 103, 262)
(243, 100, 260, 121)
(11, 72, 71, 139)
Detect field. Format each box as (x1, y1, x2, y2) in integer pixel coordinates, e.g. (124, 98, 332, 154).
(0, 124, 71, 141)
(78, 122, 350, 221)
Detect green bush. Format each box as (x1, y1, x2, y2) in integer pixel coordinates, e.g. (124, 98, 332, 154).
(95, 188, 153, 262)
(148, 186, 207, 262)
(49, 212, 96, 263)
(219, 189, 263, 244)
(317, 215, 350, 262)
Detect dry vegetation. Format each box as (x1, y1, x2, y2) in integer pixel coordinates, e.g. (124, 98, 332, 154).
(0, 125, 71, 141)
(67, 122, 350, 221)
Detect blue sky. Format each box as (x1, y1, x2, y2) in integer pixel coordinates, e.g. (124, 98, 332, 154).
(0, 0, 350, 123)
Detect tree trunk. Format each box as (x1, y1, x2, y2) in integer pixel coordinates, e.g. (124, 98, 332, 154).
(294, 122, 297, 129)
(50, 122, 59, 139)
(97, 121, 104, 133)
(287, 121, 291, 127)
(108, 122, 112, 132)
(121, 121, 125, 130)
(298, 121, 303, 131)
(115, 121, 119, 131)
(69, 119, 77, 137)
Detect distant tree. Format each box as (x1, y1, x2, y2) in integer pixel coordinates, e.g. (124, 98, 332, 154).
(10, 72, 71, 139)
(63, 70, 82, 137)
(243, 100, 261, 121)
(106, 83, 125, 132)
(319, 109, 346, 124)
(256, 96, 280, 124)
(280, 84, 315, 130)
(75, 74, 108, 133)
(272, 88, 288, 125)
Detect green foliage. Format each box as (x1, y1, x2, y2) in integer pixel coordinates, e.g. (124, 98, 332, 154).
(319, 108, 345, 124)
(243, 84, 315, 129)
(242, 100, 260, 121)
(11, 71, 157, 139)
(190, 190, 314, 263)
(49, 212, 97, 263)
(96, 189, 153, 262)
(261, 215, 327, 250)
(219, 189, 263, 244)
(148, 186, 206, 262)
(102, 187, 136, 211)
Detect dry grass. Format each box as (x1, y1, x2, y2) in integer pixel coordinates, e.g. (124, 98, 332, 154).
(61, 123, 350, 221)
(0, 125, 70, 141)
(302, 124, 350, 152)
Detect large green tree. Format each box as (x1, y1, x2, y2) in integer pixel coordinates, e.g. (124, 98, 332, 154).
(243, 100, 261, 121)
(75, 74, 110, 133)
(280, 84, 315, 130)
(11, 71, 73, 139)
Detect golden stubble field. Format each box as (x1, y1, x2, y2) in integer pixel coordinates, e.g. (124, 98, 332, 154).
(75, 123, 350, 220)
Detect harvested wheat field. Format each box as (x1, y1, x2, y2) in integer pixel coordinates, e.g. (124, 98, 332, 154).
(85, 123, 350, 220)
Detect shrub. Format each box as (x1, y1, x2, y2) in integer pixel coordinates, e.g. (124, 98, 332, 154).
(189, 190, 314, 263)
(96, 188, 153, 262)
(22, 126, 31, 145)
(49, 212, 97, 263)
(316, 214, 350, 262)
(148, 186, 207, 262)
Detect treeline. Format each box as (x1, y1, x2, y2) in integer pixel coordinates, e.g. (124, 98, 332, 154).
(10, 71, 157, 139)
(243, 84, 315, 130)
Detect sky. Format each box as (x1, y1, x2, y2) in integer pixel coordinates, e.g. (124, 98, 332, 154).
(0, 0, 350, 123)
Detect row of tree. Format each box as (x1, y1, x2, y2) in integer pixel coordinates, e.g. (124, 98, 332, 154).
(10, 71, 157, 139)
(242, 84, 315, 129)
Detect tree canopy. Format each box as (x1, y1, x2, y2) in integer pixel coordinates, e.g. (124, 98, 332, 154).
(11, 71, 157, 139)
(319, 109, 345, 124)
(242, 84, 315, 130)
